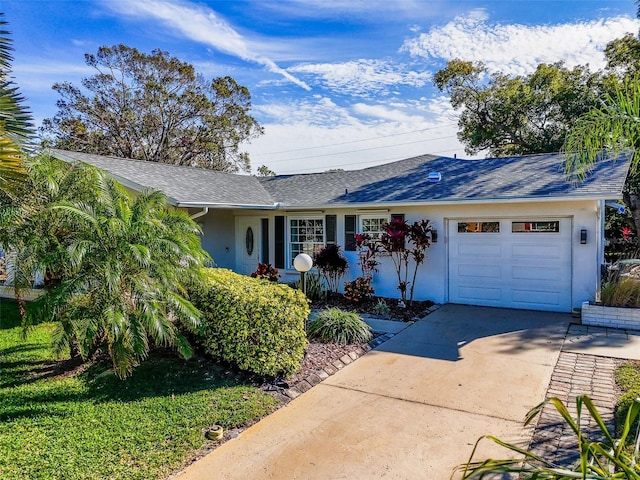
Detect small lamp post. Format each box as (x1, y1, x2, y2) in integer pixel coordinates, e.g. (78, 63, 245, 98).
(293, 253, 313, 295)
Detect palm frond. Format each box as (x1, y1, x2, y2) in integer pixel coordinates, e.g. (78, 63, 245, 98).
(564, 78, 640, 181)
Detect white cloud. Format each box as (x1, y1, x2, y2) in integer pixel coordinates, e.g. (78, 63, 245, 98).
(253, 96, 360, 128)
(103, 0, 311, 90)
(245, 96, 464, 174)
(352, 103, 426, 123)
(402, 9, 640, 75)
(288, 59, 431, 96)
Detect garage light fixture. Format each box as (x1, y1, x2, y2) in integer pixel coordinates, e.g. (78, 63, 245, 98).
(580, 229, 587, 244)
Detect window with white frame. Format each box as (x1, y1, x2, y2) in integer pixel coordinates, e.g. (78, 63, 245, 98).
(360, 215, 390, 241)
(289, 217, 324, 265)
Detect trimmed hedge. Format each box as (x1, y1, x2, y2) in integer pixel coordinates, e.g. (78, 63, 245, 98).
(189, 268, 309, 377)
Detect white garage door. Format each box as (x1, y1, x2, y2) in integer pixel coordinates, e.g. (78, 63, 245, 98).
(448, 218, 572, 312)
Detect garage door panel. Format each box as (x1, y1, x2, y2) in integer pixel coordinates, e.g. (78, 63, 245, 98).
(458, 264, 501, 278)
(511, 289, 561, 306)
(458, 285, 502, 302)
(512, 244, 564, 258)
(457, 243, 501, 257)
(511, 266, 565, 281)
(449, 218, 572, 312)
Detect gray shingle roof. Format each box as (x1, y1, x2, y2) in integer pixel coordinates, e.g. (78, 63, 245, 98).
(50, 149, 630, 209)
(259, 152, 631, 207)
(50, 149, 275, 207)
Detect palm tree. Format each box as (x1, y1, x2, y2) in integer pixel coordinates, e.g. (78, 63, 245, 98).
(0, 13, 34, 196)
(563, 78, 640, 228)
(563, 78, 639, 180)
(10, 157, 210, 377)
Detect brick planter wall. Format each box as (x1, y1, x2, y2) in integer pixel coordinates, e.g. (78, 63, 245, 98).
(581, 302, 640, 330)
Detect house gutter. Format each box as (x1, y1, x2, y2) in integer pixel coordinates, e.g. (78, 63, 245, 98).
(176, 202, 280, 210)
(275, 194, 625, 210)
(189, 207, 209, 220)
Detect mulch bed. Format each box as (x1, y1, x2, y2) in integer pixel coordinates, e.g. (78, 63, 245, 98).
(311, 293, 434, 322)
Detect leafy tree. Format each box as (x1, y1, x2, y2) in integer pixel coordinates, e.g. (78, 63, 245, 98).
(605, 33, 640, 78)
(434, 59, 602, 156)
(256, 165, 276, 176)
(41, 44, 263, 173)
(0, 13, 33, 198)
(2, 155, 210, 377)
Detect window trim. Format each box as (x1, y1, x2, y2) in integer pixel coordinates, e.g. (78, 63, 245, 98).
(287, 216, 325, 267)
(359, 214, 391, 241)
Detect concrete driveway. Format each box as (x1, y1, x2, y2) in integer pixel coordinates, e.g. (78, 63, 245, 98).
(175, 304, 570, 480)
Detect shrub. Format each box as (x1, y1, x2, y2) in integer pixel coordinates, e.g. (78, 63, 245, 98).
(250, 262, 280, 282)
(189, 268, 309, 377)
(600, 277, 640, 307)
(372, 299, 391, 318)
(313, 244, 348, 292)
(615, 361, 640, 438)
(343, 276, 374, 303)
(308, 308, 372, 345)
(292, 271, 328, 301)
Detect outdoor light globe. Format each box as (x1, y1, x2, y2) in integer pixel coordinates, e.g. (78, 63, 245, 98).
(293, 253, 313, 272)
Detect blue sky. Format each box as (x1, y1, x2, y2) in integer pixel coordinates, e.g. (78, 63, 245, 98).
(4, 0, 639, 174)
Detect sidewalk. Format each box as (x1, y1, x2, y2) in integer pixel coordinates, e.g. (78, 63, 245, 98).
(529, 323, 640, 465)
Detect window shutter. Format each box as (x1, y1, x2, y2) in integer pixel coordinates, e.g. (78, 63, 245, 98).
(344, 215, 356, 251)
(325, 215, 337, 245)
(275, 216, 285, 269)
(261, 218, 269, 264)
(390, 213, 405, 251)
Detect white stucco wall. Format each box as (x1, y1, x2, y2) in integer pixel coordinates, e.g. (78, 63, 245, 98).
(195, 209, 236, 270)
(196, 199, 602, 312)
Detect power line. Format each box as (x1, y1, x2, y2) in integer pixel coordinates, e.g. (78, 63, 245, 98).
(262, 134, 459, 164)
(251, 123, 458, 157)
(277, 145, 463, 174)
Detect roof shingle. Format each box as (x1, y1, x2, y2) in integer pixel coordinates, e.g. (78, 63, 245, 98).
(50, 149, 630, 209)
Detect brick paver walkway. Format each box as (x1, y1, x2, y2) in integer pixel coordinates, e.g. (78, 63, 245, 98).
(529, 351, 618, 465)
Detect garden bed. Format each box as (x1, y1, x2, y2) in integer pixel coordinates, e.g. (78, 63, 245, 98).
(311, 293, 434, 322)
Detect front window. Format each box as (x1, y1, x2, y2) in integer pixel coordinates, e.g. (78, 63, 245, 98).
(360, 215, 390, 242)
(289, 218, 324, 265)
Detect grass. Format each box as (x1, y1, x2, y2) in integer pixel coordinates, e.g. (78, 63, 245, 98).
(600, 277, 640, 307)
(614, 360, 640, 438)
(0, 298, 280, 480)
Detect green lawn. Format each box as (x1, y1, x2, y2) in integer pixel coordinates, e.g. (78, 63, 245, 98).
(0, 299, 280, 480)
(615, 360, 640, 437)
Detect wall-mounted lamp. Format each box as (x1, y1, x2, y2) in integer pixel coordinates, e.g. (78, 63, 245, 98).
(431, 230, 438, 243)
(580, 229, 587, 245)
